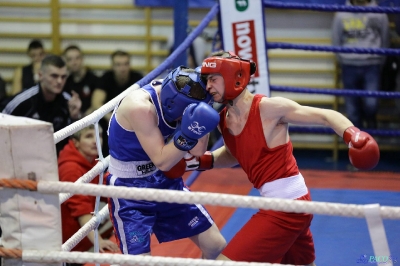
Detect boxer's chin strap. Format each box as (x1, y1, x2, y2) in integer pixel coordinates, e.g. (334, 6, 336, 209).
(221, 97, 233, 106)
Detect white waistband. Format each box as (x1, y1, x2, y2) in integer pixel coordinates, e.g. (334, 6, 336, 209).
(108, 156, 159, 178)
(258, 173, 308, 199)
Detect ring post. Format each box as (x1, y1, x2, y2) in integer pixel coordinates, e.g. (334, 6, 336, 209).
(0, 114, 62, 266)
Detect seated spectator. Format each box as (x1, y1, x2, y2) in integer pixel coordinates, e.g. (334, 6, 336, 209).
(59, 125, 119, 264)
(88, 50, 143, 156)
(88, 50, 143, 119)
(63, 45, 101, 117)
(0, 74, 6, 103)
(2, 54, 81, 155)
(11, 39, 45, 96)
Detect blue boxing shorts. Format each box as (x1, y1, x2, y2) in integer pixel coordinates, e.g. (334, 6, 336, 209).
(107, 171, 214, 255)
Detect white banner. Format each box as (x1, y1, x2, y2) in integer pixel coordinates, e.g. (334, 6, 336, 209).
(219, 0, 270, 96)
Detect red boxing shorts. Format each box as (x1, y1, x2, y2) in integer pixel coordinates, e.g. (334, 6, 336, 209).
(222, 192, 315, 264)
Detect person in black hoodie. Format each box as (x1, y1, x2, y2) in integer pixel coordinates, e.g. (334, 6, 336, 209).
(2, 55, 81, 156)
(11, 39, 45, 96)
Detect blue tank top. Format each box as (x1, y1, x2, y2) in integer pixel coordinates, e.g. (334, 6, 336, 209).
(108, 81, 176, 162)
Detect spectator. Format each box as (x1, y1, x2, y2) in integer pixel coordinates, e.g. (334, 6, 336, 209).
(393, 15, 400, 115)
(59, 125, 119, 266)
(2, 54, 81, 155)
(11, 39, 45, 96)
(88, 50, 143, 120)
(0, 75, 6, 103)
(332, 0, 389, 128)
(88, 50, 143, 156)
(63, 45, 101, 117)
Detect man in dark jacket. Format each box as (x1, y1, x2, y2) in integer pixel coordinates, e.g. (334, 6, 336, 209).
(2, 54, 81, 155)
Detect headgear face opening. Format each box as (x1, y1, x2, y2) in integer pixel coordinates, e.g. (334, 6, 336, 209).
(200, 51, 255, 102)
(160, 66, 213, 123)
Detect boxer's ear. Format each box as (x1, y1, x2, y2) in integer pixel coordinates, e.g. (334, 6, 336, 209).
(250, 62, 257, 75)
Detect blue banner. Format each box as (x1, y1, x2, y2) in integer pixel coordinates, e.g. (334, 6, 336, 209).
(134, 0, 400, 8)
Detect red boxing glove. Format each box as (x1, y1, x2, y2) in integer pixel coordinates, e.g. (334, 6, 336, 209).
(343, 126, 380, 170)
(163, 158, 186, 179)
(184, 151, 214, 171)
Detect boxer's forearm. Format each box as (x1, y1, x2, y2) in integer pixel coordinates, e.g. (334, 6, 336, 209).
(212, 146, 239, 168)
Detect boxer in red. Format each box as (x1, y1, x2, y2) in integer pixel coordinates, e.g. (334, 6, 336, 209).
(167, 51, 379, 265)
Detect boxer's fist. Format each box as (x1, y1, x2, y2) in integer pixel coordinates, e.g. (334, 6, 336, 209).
(184, 151, 214, 171)
(163, 152, 214, 178)
(163, 158, 186, 179)
(173, 102, 219, 151)
(343, 126, 380, 170)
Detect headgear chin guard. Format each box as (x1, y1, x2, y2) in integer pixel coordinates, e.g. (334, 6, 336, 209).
(200, 51, 256, 103)
(160, 66, 213, 123)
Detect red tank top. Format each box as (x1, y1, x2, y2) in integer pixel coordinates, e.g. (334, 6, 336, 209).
(219, 94, 299, 189)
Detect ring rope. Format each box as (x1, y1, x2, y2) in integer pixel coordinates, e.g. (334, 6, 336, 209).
(0, 178, 37, 190)
(0, 247, 22, 259)
(61, 205, 109, 252)
(263, 0, 400, 13)
(0, 248, 288, 266)
(59, 156, 109, 204)
(2, 179, 399, 219)
(54, 84, 139, 145)
(288, 126, 400, 137)
(270, 85, 400, 99)
(267, 42, 400, 56)
(92, 121, 107, 254)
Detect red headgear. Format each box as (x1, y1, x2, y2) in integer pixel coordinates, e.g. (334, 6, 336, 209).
(200, 51, 256, 102)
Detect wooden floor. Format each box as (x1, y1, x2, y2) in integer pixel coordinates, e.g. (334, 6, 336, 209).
(84, 167, 400, 265)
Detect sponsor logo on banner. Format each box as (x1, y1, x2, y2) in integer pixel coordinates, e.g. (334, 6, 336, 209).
(232, 20, 259, 77)
(235, 0, 248, 11)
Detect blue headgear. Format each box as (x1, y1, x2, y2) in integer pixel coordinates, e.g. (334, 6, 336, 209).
(160, 66, 213, 123)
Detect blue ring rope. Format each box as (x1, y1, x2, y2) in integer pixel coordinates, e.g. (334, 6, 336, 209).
(267, 42, 400, 56)
(263, 0, 400, 14)
(270, 85, 400, 98)
(288, 126, 400, 137)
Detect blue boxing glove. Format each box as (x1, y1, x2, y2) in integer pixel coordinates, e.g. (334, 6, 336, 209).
(173, 102, 220, 151)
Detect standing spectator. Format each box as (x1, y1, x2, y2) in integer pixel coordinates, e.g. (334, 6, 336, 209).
(11, 39, 45, 96)
(393, 15, 400, 115)
(332, 0, 389, 128)
(59, 125, 119, 266)
(63, 45, 101, 116)
(2, 54, 81, 155)
(88, 50, 143, 156)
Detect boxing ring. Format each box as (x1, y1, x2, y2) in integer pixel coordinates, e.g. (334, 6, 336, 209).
(1, 1, 400, 265)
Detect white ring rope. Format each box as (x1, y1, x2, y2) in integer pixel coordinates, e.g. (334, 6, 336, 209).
(53, 83, 140, 145)
(62, 205, 110, 252)
(39, 181, 400, 219)
(22, 250, 288, 266)
(58, 156, 109, 204)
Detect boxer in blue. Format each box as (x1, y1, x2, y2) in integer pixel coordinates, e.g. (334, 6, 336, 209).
(106, 66, 226, 258)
